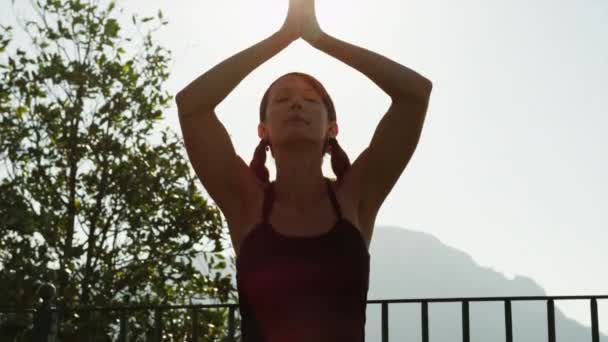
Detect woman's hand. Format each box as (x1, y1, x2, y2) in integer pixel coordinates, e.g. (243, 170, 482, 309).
(279, 0, 324, 45)
(279, 0, 303, 43)
(300, 0, 324, 45)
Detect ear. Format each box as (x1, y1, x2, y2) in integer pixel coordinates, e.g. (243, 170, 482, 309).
(258, 122, 267, 140)
(327, 121, 339, 139)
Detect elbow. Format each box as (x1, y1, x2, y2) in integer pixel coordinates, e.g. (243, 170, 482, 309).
(175, 90, 200, 118)
(175, 90, 187, 116)
(175, 89, 215, 117)
(424, 79, 433, 97)
(418, 78, 433, 100)
(175, 90, 184, 105)
(392, 79, 433, 104)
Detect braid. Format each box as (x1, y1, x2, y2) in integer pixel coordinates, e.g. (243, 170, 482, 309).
(327, 137, 350, 184)
(249, 139, 270, 185)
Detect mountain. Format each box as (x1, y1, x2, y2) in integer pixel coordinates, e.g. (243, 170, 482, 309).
(365, 225, 605, 341)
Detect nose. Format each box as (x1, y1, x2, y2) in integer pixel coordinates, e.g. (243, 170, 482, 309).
(289, 100, 303, 110)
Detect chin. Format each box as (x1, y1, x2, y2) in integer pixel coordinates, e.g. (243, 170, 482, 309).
(278, 135, 319, 147)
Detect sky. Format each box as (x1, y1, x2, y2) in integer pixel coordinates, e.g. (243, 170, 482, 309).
(3, 0, 608, 333)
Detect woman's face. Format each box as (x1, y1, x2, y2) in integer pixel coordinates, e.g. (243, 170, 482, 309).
(259, 75, 336, 149)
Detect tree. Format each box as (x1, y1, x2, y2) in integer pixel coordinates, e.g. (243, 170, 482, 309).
(0, 0, 237, 340)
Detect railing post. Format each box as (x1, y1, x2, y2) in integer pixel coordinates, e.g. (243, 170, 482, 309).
(381, 302, 389, 342)
(421, 301, 429, 342)
(31, 282, 58, 342)
(590, 298, 599, 342)
(227, 305, 236, 342)
(118, 309, 129, 342)
(191, 309, 199, 342)
(504, 300, 512, 342)
(154, 309, 163, 342)
(462, 300, 470, 342)
(91, 310, 99, 342)
(0, 313, 30, 342)
(547, 299, 555, 342)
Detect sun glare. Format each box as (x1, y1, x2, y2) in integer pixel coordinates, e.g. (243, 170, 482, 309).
(244, 0, 357, 38)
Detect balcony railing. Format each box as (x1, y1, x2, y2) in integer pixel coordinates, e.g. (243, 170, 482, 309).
(369, 295, 606, 342)
(1, 283, 606, 342)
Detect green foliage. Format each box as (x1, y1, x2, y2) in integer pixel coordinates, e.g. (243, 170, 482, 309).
(0, 0, 239, 340)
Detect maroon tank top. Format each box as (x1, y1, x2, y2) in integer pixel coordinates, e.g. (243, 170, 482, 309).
(236, 177, 370, 342)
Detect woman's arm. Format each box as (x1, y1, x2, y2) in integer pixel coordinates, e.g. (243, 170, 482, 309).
(176, 30, 296, 115)
(310, 32, 432, 101)
(175, 3, 301, 229)
(301, 0, 433, 235)
(300, 0, 431, 101)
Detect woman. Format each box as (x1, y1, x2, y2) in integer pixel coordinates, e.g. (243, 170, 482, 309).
(176, 0, 432, 341)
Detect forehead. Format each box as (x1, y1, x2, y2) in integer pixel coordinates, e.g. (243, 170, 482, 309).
(270, 75, 317, 94)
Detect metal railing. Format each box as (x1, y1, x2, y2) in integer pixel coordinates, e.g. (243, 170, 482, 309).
(369, 295, 607, 342)
(1, 283, 606, 342)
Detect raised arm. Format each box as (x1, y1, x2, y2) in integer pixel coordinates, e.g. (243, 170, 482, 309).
(300, 0, 433, 235)
(175, 2, 301, 225)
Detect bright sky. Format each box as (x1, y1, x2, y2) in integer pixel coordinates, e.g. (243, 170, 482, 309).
(3, 0, 607, 333)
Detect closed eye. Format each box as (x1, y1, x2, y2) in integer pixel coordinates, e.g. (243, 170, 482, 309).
(276, 97, 317, 103)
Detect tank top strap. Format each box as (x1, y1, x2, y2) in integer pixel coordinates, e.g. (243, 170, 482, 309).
(261, 181, 275, 225)
(325, 177, 343, 220)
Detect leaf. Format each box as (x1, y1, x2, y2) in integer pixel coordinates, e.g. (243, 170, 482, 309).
(16, 106, 27, 118)
(104, 18, 120, 38)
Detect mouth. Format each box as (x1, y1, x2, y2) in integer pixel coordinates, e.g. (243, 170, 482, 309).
(285, 118, 309, 125)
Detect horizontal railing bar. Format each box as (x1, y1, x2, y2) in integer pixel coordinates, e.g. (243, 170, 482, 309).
(366, 295, 608, 304)
(0, 303, 241, 313)
(3, 295, 606, 314)
(0, 308, 36, 313)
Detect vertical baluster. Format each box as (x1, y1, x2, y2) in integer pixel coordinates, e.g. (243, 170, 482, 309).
(381, 302, 389, 342)
(504, 300, 512, 342)
(191, 309, 199, 342)
(88, 311, 95, 342)
(228, 305, 236, 342)
(462, 301, 470, 342)
(154, 309, 163, 342)
(31, 283, 58, 342)
(547, 299, 555, 342)
(119, 309, 129, 342)
(591, 298, 599, 342)
(421, 301, 429, 342)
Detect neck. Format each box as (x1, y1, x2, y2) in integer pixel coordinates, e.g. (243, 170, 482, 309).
(273, 144, 327, 205)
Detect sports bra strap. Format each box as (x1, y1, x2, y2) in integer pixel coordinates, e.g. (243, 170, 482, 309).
(325, 177, 343, 220)
(261, 182, 275, 225)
